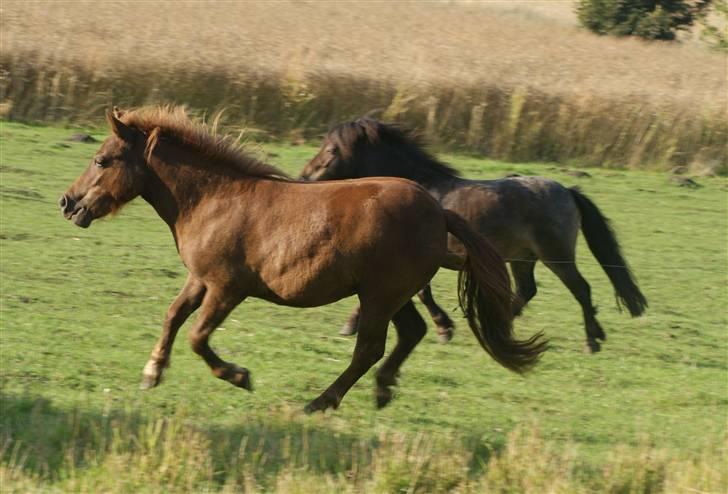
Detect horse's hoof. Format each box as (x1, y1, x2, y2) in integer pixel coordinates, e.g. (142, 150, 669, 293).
(437, 327, 454, 344)
(585, 340, 601, 353)
(139, 374, 160, 390)
(375, 387, 394, 409)
(304, 393, 338, 414)
(226, 366, 253, 391)
(140, 361, 163, 390)
(303, 401, 320, 415)
(339, 323, 357, 336)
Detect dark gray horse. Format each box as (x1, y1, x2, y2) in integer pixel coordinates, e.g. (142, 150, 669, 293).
(299, 118, 647, 352)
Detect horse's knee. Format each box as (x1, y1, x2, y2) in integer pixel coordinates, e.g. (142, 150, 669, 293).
(356, 341, 386, 368)
(165, 309, 186, 330)
(188, 330, 208, 355)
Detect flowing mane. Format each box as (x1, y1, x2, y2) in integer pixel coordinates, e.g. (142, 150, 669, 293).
(120, 106, 288, 179)
(329, 118, 461, 179)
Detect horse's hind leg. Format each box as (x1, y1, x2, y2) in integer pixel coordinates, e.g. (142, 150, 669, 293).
(141, 274, 206, 389)
(187, 289, 251, 389)
(305, 302, 392, 414)
(544, 261, 606, 353)
(511, 258, 537, 317)
(339, 305, 361, 336)
(375, 300, 427, 408)
(342, 284, 451, 342)
(417, 284, 454, 343)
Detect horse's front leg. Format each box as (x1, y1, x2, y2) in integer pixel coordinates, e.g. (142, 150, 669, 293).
(187, 288, 250, 389)
(141, 274, 206, 389)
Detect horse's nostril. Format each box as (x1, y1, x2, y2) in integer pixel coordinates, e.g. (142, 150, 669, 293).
(59, 194, 76, 217)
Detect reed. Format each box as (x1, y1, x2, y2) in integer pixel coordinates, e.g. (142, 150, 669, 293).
(2, 1, 725, 172)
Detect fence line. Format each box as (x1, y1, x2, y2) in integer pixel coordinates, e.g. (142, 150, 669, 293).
(502, 257, 726, 271)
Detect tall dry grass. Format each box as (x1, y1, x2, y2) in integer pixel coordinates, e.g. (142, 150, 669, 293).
(1, 1, 726, 171)
(1, 398, 725, 493)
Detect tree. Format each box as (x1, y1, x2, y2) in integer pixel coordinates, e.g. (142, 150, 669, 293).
(577, 0, 713, 41)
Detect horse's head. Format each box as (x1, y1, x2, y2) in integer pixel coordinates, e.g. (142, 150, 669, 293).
(299, 118, 447, 183)
(299, 119, 385, 181)
(298, 135, 352, 181)
(59, 111, 149, 228)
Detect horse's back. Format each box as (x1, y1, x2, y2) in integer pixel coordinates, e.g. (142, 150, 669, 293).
(440, 176, 580, 258)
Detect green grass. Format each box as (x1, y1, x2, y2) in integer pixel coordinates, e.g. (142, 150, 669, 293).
(1, 121, 726, 492)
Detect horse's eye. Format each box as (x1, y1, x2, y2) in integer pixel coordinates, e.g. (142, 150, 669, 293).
(95, 158, 106, 168)
(328, 147, 337, 155)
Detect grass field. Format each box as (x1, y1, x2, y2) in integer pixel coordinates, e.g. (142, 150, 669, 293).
(1, 121, 726, 492)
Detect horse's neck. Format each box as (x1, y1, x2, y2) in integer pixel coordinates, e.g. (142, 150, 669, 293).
(142, 154, 247, 229)
(140, 165, 179, 229)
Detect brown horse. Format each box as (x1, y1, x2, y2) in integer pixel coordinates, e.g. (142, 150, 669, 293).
(58, 107, 546, 412)
(299, 118, 647, 353)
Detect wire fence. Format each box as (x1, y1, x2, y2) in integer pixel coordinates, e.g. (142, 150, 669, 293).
(502, 257, 727, 271)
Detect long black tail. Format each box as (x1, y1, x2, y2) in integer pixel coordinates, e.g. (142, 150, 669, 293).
(569, 188, 647, 317)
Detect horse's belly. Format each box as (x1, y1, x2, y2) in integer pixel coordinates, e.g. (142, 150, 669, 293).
(254, 247, 357, 307)
(259, 282, 355, 308)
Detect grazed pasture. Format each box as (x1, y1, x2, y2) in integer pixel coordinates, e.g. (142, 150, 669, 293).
(0, 121, 726, 492)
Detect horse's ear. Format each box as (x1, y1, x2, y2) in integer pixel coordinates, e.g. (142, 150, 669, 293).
(106, 110, 134, 141)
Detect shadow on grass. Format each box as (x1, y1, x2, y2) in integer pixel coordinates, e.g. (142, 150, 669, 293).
(0, 392, 502, 489)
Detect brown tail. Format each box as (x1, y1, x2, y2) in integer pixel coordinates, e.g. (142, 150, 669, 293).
(444, 210, 547, 373)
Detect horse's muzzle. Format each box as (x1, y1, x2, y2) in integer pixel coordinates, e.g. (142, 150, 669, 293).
(59, 194, 92, 228)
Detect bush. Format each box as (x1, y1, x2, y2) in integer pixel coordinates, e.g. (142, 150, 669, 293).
(577, 0, 713, 40)
(701, 0, 728, 51)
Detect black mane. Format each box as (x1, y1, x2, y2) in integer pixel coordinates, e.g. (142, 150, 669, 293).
(328, 118, 461, 182)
